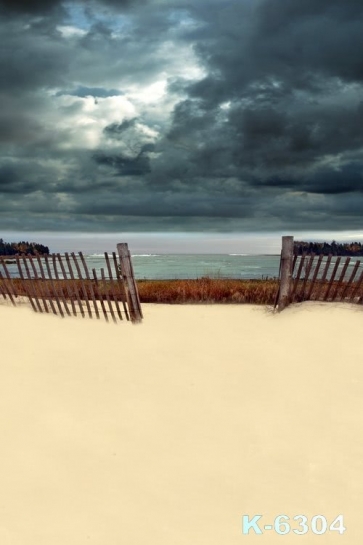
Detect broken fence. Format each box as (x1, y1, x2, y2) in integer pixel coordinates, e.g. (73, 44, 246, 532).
(275, 236, 363, 310)
(0, 243, 143, 323)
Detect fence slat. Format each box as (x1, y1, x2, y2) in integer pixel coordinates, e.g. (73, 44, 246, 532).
(313, 254, 332, 301)
(0, 259, 17, 301)
(117, 243, 143, 323)
(112, 251, 130, 319)
(350, 269, 363, 302)
(0, 270, 16, 305)
(323, 257, 341, 301)
(35, 256, 53, 314)
(57, 253, 77, 316)
(104, 252, 124, 320)
(52, 254, 72, 316)
(44, 255, 64, 317)
(22, 255, 44, 313)
(35, 255, 58, 315)
(112, 251, 143, 318)
(28, 254, 49, 313)
(92, 268, 109, 322)
(330, 257, 351, 302)
(101, 267, 117, 323)
(65, 253, 85, 317)
(306, 254, 324, 301)
(341, 260, 361, 301)
(16, 256, 38, 312)
(71, 253, 93, 318)
(78, 252, 100, 319)
(300, 253, 315, 301)
(0, 271, 6, 299)
(290, 252, 307, 302)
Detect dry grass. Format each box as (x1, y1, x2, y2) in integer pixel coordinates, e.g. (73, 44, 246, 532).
(2, 277, 362, 305)
(1, 277, 279, 305)
(136, 277, 279, 304)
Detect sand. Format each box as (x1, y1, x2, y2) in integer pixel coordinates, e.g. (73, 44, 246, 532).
(0, 300, 362, 544)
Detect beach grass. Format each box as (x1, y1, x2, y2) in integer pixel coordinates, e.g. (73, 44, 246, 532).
(2, 277, 279, 304)
(2, 276, 361, 305)
(136, 277, 279, 304)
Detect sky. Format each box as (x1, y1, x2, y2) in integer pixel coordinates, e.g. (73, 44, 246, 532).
(1, 0, 363, 253)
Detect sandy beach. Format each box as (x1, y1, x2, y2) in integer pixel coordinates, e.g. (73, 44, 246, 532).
(0, 300, 363, 544)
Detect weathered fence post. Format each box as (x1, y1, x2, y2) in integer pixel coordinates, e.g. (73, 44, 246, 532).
(278, 236, 294, 311)
(117, 243, 143, 324)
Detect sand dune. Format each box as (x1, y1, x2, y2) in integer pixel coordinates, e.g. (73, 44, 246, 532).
(0, 301, 362, 544)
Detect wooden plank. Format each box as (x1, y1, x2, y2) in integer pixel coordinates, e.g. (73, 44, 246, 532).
(292, 252, 298, 275)
(104, 252, 124, 320)
(28, 254, 49, 313)
(0, 271, 6, 299)
(273, 250, 282, 309)
(92, 268, 108, 322)
(44, 254, 64, 317)
(34, 255, 54, 314)
(91, 267, 101, 311)
(340, 260, 360, 301)
(0, 259, 17, 301)
(117, 243, 143, 323)
(300, 253, 315, 301)
(0, 270, 16, 305)
(101, 267, 117, 323)
(290, 251, 307, 303)
(35, 255, 58, 315)
(22, 255, 44, 312)
(16, 256, 38, 312)
(314, 254, 332, 301)
(306, 253, 324, 301)
(330, 257, 351, 301)
(57, 253, 77, 316)
(71, 253, 93, 318)
(79, 252, 100, 319)
(350, 268, 363, 302)
(323, 257, 341, 301)
(112, 251, 130, 319)
(52, 254, 71, 316)
(64, 253, 85, 317)
(114, 251, 141, 319)
(277, 236, 294, 311)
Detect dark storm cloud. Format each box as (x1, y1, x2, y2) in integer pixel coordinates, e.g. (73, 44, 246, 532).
(0, 0, 145, 15)
(0, 0, 63, 14)
(56, 86, 123, 98)
(93, 151, 151, 176)
(266, 164, 363, 195)
(103, 119, 138, 137)
(1, 0, 363, 233)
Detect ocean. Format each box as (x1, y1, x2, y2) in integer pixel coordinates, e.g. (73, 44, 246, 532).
(2, 253, 362, 281)
(124, 253, 281, 280)
(3, 253, 281, 280)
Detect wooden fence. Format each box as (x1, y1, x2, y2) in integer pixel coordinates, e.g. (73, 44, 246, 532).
(0, 243, 143, 324)
(275, 236, 363, 311)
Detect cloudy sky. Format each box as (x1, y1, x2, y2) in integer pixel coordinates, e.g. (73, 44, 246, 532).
(1, 0, 363, 252)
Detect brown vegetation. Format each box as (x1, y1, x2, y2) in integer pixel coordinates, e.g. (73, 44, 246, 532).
(2, 276, 361, 305)
(136, 277, 279, 304)
(2, 277, 279, 304)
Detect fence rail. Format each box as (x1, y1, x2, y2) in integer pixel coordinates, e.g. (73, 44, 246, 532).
(0, 245, 142, 323)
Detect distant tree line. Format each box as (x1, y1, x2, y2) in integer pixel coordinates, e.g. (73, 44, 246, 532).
(0, 238, 50, 256)
(294, 240, 363, 256)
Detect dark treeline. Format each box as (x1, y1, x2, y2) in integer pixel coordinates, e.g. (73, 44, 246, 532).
(295, 240, 363, 256)
(0, 238, 50, 256)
